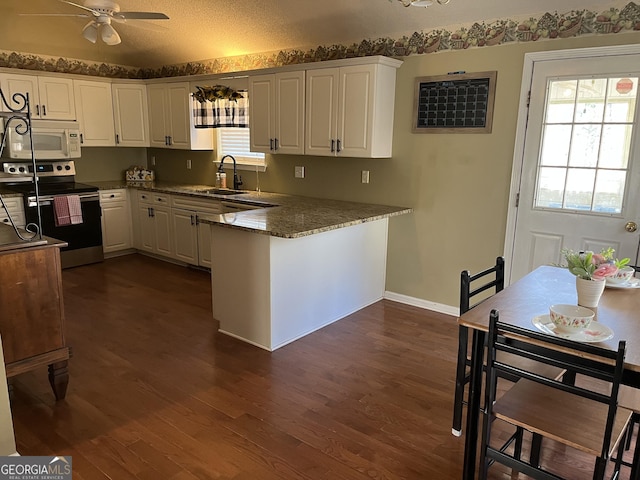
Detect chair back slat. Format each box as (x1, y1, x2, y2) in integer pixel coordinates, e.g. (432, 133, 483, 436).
(460, 257, 504, 314)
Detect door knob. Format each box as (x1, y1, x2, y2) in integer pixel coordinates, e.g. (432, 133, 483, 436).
(625, 221, 637, 232)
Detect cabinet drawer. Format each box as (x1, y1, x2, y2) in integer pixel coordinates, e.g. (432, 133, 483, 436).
(153, 193, 170, 205)
(1, 213, 25, 228)
(137, 190, 154, 204)
(100, 189, 127, 204)
(0, 196, 25, 227)
(136, 190, 169, 205)
(171, 194, 222, 214)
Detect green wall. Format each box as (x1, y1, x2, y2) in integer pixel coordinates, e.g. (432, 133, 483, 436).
(74, 147, 147, 183)
(125, 33, 640, 309)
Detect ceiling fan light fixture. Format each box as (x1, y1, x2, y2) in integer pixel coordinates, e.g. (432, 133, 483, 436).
(410, 0, 434, 6)
(101, 23, 121, 45)
(82, 21, 98, 43)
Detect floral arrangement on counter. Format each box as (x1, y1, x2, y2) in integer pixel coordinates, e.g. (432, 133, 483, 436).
(560, 247, 629, 280)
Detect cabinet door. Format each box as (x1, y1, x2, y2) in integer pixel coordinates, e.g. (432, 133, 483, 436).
(112, 83, 150, 147)
(197, 220, 212, 268)
(275, 71, 305, 155)
(137, 205, 155, 252)
(153, 206, 173, 257)
(38, 77, 76, 120)
(0, 74, 39, 114)
(172, 208, 198, 265)
(101, 201, 132, 253)
(336, 64, 375, 158)
(305, 68, 339, 156)
(249, 74, 275, 153)
(148, 85, 169, 148)
(74, 80, 116, 147)
(166, 83, 190, 149)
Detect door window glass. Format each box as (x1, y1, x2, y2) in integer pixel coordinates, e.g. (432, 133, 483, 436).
(535, 76, 638, 214)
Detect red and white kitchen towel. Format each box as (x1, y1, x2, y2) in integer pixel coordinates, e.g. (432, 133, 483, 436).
(53, 195, 83, 226)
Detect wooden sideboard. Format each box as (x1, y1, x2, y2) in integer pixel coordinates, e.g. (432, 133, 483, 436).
(0, 224, 70, 400)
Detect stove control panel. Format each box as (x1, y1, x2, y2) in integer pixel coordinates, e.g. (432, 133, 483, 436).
(2, 160, 76, 177)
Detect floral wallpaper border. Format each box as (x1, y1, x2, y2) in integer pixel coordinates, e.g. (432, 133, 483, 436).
(1, 2, 639, 79)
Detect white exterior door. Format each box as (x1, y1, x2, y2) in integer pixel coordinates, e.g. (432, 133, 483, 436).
(510, 50, 640, 282)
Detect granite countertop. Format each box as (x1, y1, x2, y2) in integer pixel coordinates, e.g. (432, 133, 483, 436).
(95, 180, 412, 239)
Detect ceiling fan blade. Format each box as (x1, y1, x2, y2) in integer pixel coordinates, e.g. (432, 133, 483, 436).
(115, 12, 169, 20)
(111, 18, 168, 31)
(58, 0, 101, 17)
(19, 13, 90, 17)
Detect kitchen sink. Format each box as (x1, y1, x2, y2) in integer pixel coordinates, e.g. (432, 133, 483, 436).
(198, 189, 244, 196)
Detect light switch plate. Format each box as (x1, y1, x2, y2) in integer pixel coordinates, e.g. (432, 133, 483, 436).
(295, 166, 305, 178)
(361, 170, 370, 184)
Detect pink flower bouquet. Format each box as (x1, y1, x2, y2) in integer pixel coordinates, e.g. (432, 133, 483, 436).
(561, 248, 623, 281)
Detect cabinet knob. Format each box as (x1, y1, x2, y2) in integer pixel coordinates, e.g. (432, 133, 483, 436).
(42, 105, 47, 116)
(110, 194, 115, 198)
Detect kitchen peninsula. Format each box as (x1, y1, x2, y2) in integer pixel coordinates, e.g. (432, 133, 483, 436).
(120, 182, 411, 351)
(203, 193, 411, 351)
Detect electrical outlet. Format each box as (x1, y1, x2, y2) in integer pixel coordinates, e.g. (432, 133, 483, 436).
(151, 156, 156, 166)
(295, 166, 305, 178)
(361, 170, 370, 184)
(186, 159, 192, 170)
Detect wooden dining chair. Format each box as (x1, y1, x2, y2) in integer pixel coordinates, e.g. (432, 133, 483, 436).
(576, 374, 640, 479)
(452, 257, 564, 436)
(480, 310, 632, 480)
(452, 256, 505, 436)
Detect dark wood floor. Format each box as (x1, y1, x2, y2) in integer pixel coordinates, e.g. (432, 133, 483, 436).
(7, 254, 637, 479)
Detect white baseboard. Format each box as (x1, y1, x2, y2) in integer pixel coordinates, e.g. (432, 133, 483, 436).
(384, 291, 459, 317)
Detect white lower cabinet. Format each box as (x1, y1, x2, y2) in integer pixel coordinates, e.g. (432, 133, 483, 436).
(0, 196, 25, 229)
(171, 195, 222, 267)
(133, 190, 222, 267)
(136, 191, 174, 257)
(172, 208, 199, 264)
(100, 189, 132, 254)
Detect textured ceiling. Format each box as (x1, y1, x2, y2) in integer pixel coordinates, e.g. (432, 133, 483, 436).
(0, 0, 614, 68)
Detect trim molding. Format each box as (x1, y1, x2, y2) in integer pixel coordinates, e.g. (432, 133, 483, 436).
(384, 291, 458, 317)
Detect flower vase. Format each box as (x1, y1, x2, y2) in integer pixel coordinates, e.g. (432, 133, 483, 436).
(575, 277, 606, 308)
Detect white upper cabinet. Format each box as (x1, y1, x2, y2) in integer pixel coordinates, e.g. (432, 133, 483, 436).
(112, 83, 150, 147)
(74, 79, 115, 147)
(249, 71, 305, 155)
(0, 74, 76, 120)
(305, 60, 400, 158)
(148, 82, 213, 150)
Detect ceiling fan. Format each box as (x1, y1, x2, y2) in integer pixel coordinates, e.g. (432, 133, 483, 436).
(22, 0, 169, 46)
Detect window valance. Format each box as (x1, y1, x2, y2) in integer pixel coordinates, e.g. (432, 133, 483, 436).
(192, 85, 248, 128)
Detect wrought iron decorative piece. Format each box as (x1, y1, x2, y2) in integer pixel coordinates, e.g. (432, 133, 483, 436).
(0, 89, 41, 241)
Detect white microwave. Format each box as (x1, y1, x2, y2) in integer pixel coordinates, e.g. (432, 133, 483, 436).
(2, 119, 81, 160)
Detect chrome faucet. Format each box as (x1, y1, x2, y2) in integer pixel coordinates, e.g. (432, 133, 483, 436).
(218, 154, 243, 190)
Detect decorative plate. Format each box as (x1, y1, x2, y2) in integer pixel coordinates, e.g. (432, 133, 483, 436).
(532, 314, 613, 343)
(605, 278, 640, 289)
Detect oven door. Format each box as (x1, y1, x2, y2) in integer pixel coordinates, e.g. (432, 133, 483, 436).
(25, 192, 103, 267)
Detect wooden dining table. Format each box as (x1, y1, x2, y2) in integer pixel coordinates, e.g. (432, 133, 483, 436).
(458, 265, 640, 480)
